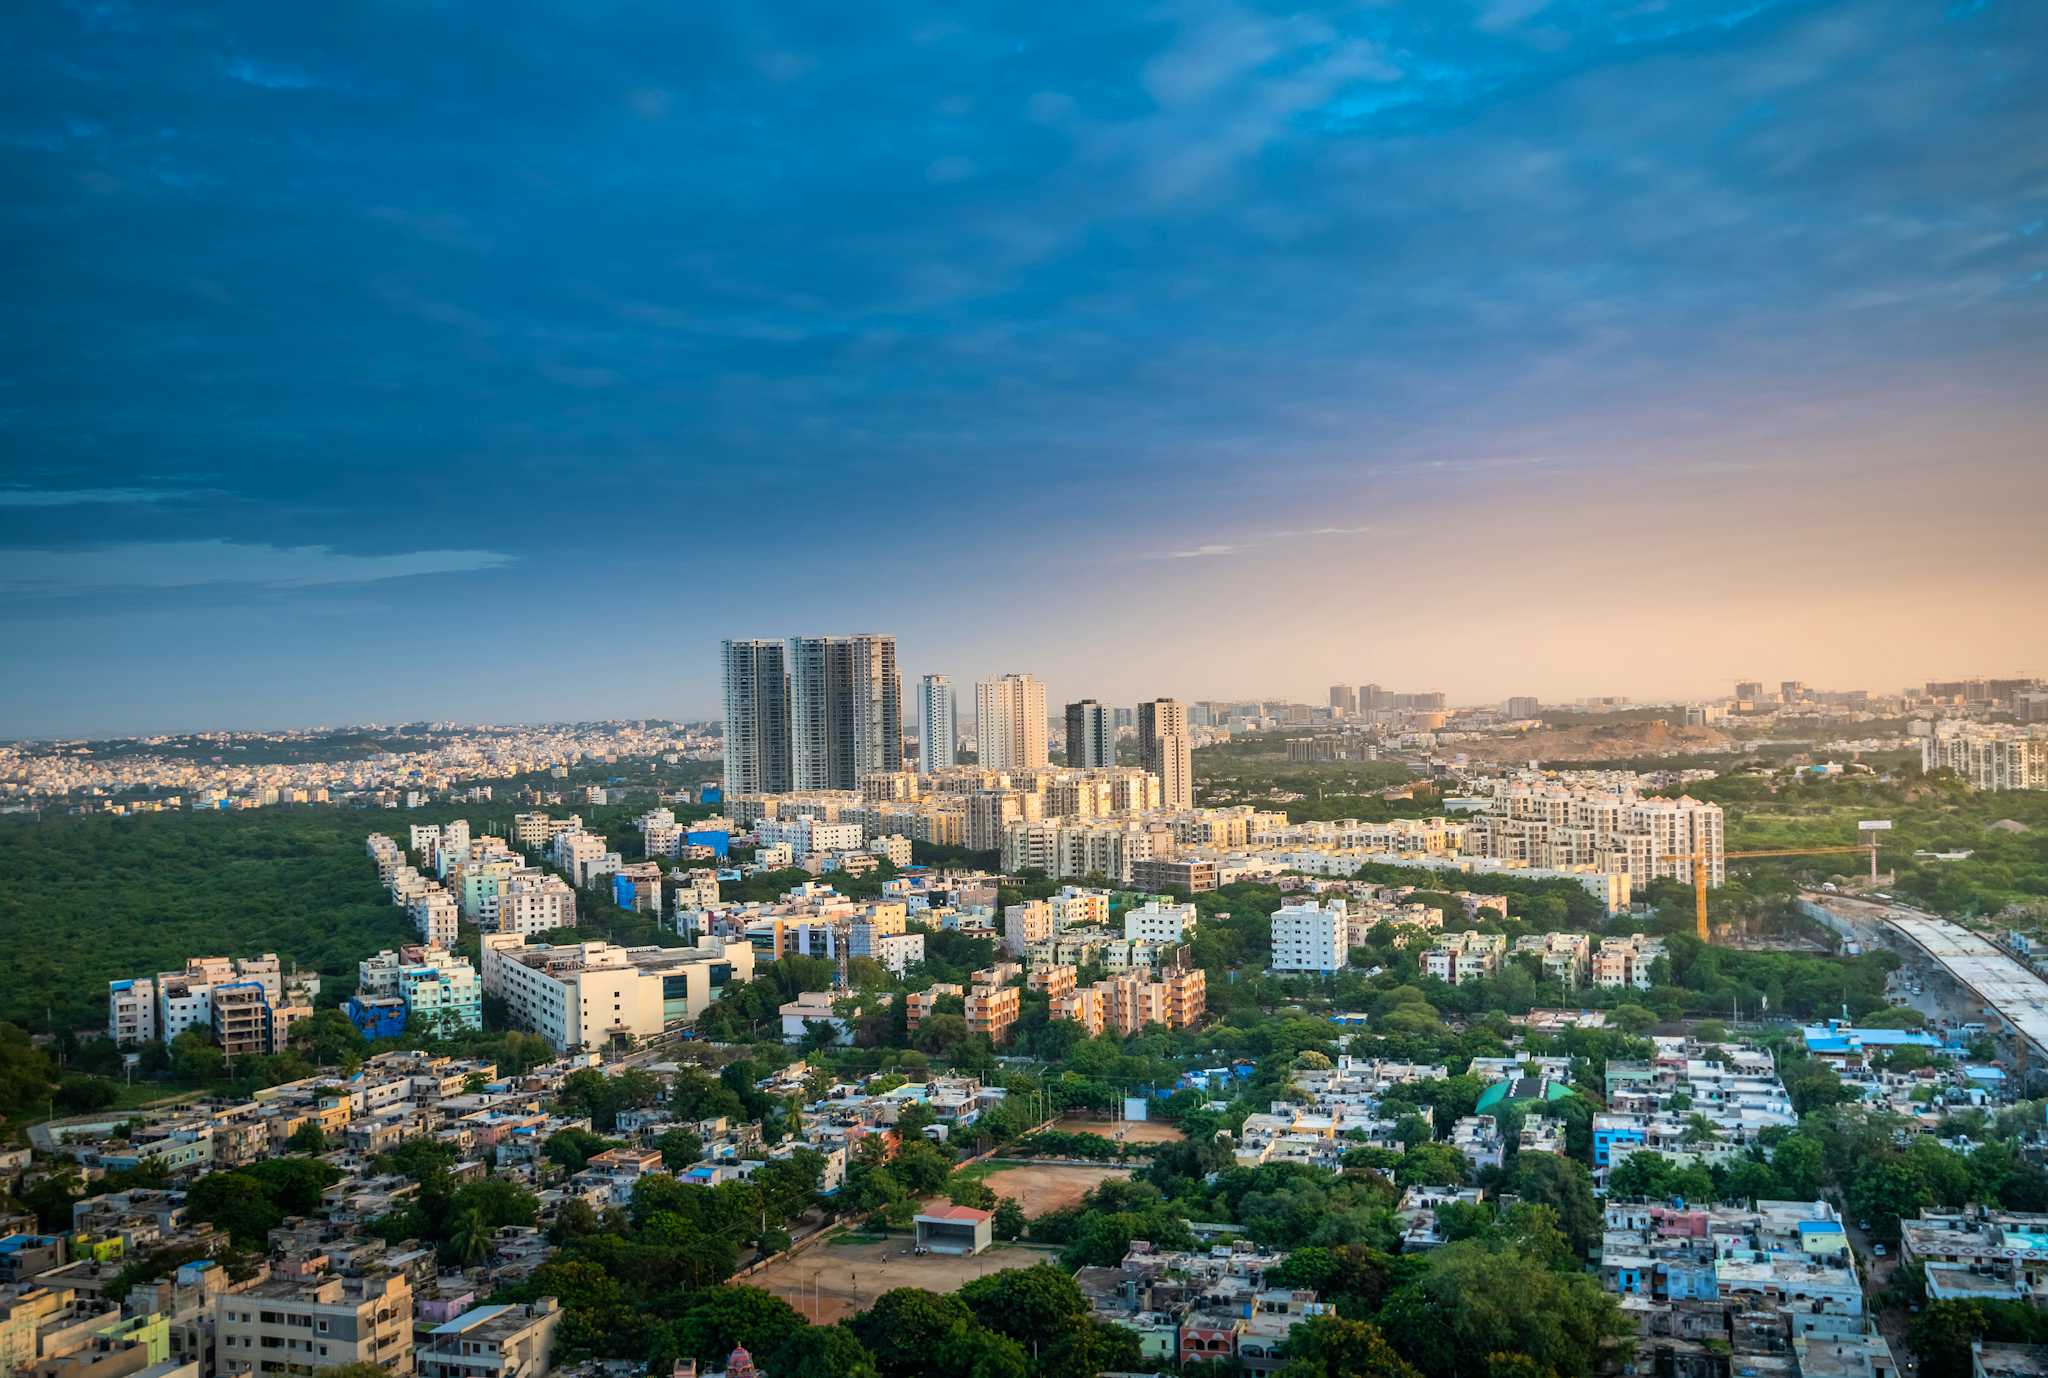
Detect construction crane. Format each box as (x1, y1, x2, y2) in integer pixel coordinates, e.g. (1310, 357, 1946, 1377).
(1661, 842, 1881, 943)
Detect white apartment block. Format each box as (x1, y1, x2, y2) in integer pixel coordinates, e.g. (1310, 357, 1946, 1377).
(868, 833, 913, 866)
(1423, 931, 1506, 985)
(861, 930, 926, 975)
(108, 977, 156, 1044)
(1004, 900, 1053, 956)
(492, 872, 578, 935)
(480, 934, 755, 1051)
(1124, 899, 1197, 944)
(1923, 723, 2040, 791)
(1270, 899, 1349, 972)
(671, 868, 722, 912)
(550, 831, 621, 888)
(754, 816, 863, 854)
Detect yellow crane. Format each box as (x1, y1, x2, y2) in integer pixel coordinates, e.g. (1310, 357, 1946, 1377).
(1661, 842, 1881, 943)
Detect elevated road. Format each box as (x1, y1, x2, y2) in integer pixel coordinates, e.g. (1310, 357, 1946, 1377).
(1807, 891, 2048, 1066)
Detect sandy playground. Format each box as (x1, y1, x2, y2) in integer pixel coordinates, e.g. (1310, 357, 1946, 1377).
(748, 1236, 1053, 1324)
(1049, 1114, 1186, 1144)
(979, 1161, 1132, 1215)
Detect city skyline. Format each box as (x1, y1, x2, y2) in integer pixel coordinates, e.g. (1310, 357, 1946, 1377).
(5, 1, 2047, 736)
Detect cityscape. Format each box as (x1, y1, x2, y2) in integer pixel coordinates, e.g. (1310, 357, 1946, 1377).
(5, 4, 2048, 1378)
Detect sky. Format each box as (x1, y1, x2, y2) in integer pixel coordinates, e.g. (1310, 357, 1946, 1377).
(4, 0, 2046, 737)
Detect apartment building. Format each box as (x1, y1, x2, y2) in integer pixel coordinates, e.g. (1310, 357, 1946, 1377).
(416, 1301, 560, 1378)
(1123, 899, 1196, 944)
(1512, 932, 1591, 989)
(410, 889, 460, 948)
(965, 975, 1021, 1046)
(722, 638, 794, 795)
(753, 816, 863, 855)
(1054, 965, 1206, 1036)
(1137, 699, 1194, 810)
(1065, 700, 1114, 769)
(108, 979, 156, 1045)
(1422, 932, 1506, 985)
(1923, 723, 2040, 791)
(1051, 887, 1111, 929)
(975, 674, 1049, 770)
(919, 674, 958, 772)
(214, 1270, 414, 1378)
(1130, 857, 1217, 894)
(1593, 934, 1667, 990)
(480, 934, 754, 1051)
(1028, 964, 1077, 999)
(492, 873, 577, 936)
(1003, 901, 1053, 957)
(1270, 900, 1348, 973)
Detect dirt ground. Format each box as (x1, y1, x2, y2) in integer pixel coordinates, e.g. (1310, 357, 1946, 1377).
(748, 1236, 1051, 1323)
(1050, 1115, 1186, 1144)
(980, 1162, 1132, 1215)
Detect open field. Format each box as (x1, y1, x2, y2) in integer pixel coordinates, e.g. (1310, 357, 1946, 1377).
(981, 1162, 1132, 1215)
(1050, 1115, 1185, 1143)
(748, 1236, 1054, 1323)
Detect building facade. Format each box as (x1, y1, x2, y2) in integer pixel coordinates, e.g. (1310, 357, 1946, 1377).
(1138, 699, 1194, 810)
(918, 674, 957, 772)
(1065, 700, 1114, 769)
(721, 638, 794, 796)
(976, 674, 1049, 770)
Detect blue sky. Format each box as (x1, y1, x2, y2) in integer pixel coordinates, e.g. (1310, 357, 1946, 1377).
(4, 0, 2045, 735)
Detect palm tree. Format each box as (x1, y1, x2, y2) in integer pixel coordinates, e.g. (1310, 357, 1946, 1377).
(452, 1206, 492, 1265)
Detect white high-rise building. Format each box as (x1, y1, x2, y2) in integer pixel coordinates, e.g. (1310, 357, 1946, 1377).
(977, 673, 1049, 770)
(1270, 899, 1349, 973)
(722, 639, 793, 795)
(1138, 698, 1194, 810)
(919, 674, 958, 772)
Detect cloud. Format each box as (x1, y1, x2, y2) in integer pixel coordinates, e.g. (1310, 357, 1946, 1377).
(1153, 524, 1373, 559)
(0, 487, 198, 507)
(1, 541, 515, 594)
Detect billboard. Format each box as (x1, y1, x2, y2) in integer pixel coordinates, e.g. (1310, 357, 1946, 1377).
(1859, 820, 1893, 831)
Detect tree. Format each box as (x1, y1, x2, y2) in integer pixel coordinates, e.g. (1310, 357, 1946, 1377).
(676, 1286, 808, 1365)
(285, 1121, 327, 1154)
(959, 1264, 1087, 1346)
(1610, 1005, 1656, 1036)
(1847, 1161, 1934, 1244)
(1508, 1154, 1601, 1259)
(992, 1197, 1026, 1241)
(890, 1139, 952, 1195)
(1275, 1316, 1422, 1378)
(545, 1128, 616, 1174)
(847, 1289, 977, 1378)
(768, 1325, 879, 1378)
(452, 1206, 493, 1265)
(1396, 1144, 1467, 1188)
(1377, 1242, 1632, 1378)
(656, 1128, 705, 1171)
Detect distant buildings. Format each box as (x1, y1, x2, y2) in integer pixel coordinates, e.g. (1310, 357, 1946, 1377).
(976, 674, 1049, 770)
(1504, 695, 1539, 719)
(1923, 722, 2040, 791)
(1052, 964, 1206, 1035)
(919, 674, 958, 772)
(348, 945, 482, 1038)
